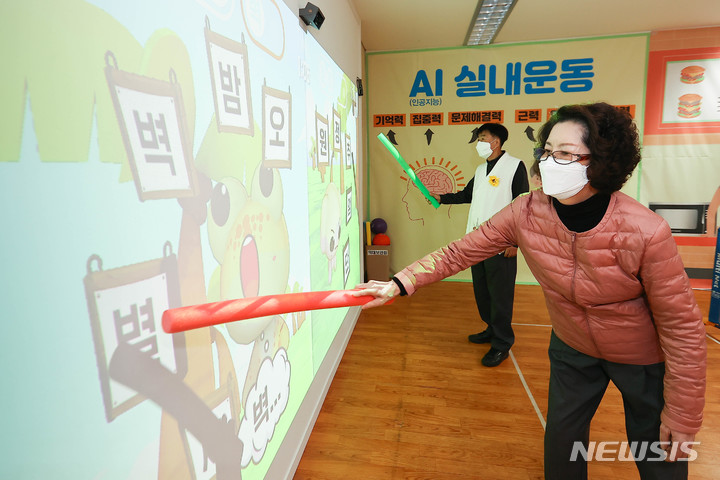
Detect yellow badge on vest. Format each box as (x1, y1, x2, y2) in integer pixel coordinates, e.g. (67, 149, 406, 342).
(488, 175, 500, 187)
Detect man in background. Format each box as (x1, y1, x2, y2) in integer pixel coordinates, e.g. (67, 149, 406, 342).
(432, 123, 529, 367)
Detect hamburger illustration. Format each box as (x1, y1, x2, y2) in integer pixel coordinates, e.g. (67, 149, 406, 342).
(680, 65, 705, 84)
(677, 93, 702, 119)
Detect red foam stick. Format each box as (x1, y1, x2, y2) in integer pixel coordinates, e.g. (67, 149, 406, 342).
(162, 289, 392, 333)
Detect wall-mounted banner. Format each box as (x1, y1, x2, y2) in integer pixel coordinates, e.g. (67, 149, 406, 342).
(366, 35, 648, 281)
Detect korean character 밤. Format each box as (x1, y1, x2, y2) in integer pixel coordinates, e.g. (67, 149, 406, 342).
(218, 62, 243, 115)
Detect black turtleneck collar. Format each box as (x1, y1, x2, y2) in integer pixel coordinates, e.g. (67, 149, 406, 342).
(485, 151, 505, 174)
(552, 192, 611, 233)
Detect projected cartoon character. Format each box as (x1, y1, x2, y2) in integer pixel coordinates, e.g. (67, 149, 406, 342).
(207, 170, 290, 342)
(200, 127, 297, 468)
(401, 160, 463, 225)
(206, 165, 293, 390)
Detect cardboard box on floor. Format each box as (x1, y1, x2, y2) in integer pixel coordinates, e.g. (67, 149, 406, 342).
(365, 245, 391, 281)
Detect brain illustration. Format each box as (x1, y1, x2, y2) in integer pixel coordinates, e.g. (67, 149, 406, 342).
(415, 167, 454, 195)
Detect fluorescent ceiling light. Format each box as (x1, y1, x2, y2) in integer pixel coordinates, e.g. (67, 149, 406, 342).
(465, 0, 517, 45)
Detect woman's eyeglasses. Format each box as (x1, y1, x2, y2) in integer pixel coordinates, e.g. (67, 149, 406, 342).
(533, 148, 590, 165)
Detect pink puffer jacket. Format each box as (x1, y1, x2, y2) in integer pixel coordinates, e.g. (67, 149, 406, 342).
(395, 190, 706, 433)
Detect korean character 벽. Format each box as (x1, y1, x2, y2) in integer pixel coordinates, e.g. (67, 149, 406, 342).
(253, 385, 270, 431)
(134, 111, 175, 174)
(113, 298, 159, 358)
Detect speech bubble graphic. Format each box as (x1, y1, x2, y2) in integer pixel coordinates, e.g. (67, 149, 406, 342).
(238, 348, 291, 466)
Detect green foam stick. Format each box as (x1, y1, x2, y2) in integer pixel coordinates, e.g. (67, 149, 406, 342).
(377, 133, 440, 208)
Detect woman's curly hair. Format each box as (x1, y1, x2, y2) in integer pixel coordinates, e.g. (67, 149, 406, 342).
(534, 102, 641, 193)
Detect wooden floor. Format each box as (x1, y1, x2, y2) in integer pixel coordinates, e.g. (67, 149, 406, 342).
(294, 282, 720, 479)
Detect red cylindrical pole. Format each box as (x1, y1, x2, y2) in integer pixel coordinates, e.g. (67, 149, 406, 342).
(162, 289, 387, 333)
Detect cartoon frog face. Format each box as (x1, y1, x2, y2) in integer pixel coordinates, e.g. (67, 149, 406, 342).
(207, 166, 290, 343)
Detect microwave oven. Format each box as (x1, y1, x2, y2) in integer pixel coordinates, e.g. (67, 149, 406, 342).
(648, 203, 709, 234)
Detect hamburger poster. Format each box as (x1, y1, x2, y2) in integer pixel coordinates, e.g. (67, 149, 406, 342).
(662, 60, 718, 123)
(645, 44, 720, 136)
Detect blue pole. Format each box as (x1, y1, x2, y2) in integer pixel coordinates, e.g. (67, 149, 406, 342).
(709, 228, 720, 328)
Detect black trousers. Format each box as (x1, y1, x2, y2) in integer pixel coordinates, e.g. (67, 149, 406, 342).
(544, 332, 688, 480)
(470, 253, 517, 351)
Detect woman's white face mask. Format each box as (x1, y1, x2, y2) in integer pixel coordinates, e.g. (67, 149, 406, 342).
(539, 160, 589, 200)
(539, 121, 591, 200)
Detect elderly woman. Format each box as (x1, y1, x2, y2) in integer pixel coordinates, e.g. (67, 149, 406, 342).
(356, 102, 706, 479)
